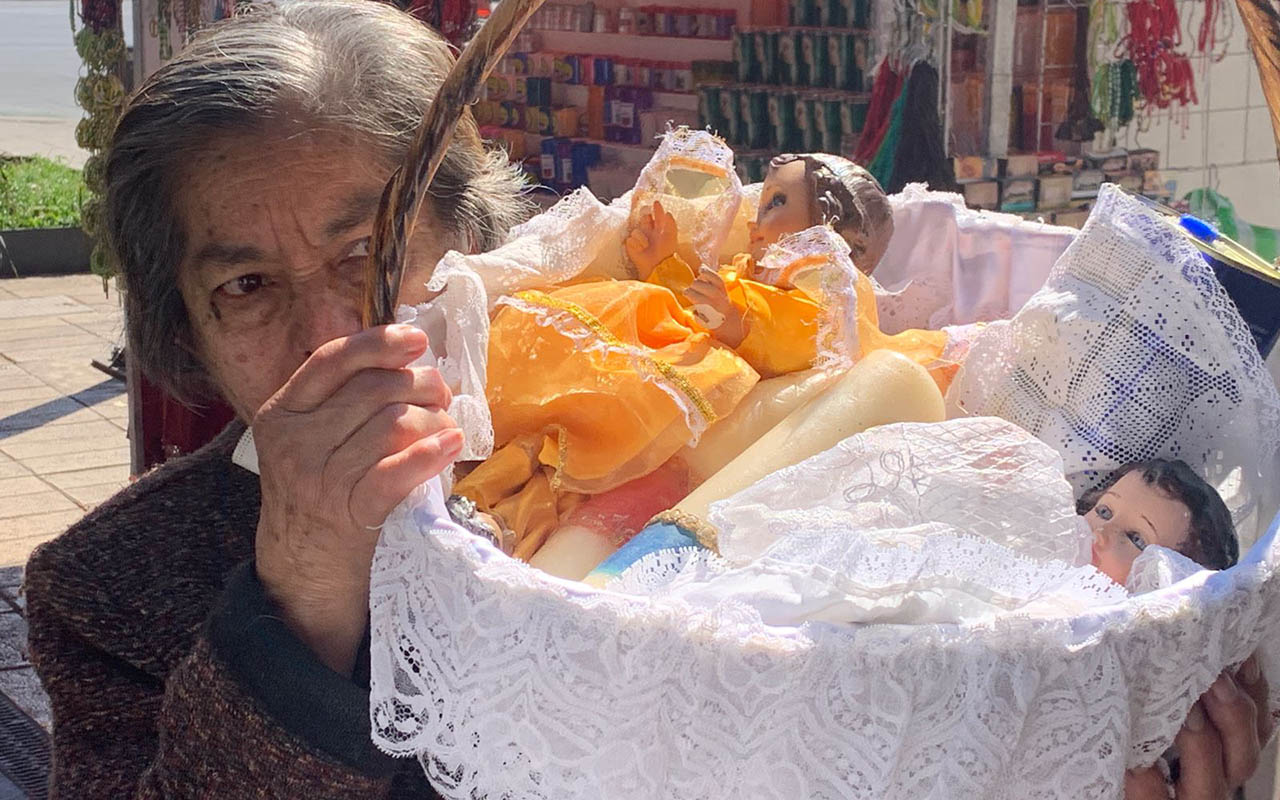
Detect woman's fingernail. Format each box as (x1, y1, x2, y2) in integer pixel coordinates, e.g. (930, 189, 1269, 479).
(1211, 675, 1236, 703)
(1241, 656, 1262, 684)
(1186, 701, 1208, 731)
(438, 429, 464, 454)
(400, 329, 428, 348)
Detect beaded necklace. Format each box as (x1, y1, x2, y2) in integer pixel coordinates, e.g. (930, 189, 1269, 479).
(1120, 0, 1197, 112)
(1091, 59, 1139, 129)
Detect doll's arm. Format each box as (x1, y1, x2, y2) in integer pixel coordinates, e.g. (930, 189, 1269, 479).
(725, 278, 820, 378)
(685, 268, 749, 348)
(625, 200, 681, 280)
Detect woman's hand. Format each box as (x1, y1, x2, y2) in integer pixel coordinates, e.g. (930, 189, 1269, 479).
(685, 267, 748, 348)
(1125, 655, 1271, 799)
(252, 324, 462, 676)
(625, 200, 680, 279)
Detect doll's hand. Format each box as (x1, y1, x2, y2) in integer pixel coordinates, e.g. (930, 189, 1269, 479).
(685, 267, 747, 348)
(625, 200, 679, 279)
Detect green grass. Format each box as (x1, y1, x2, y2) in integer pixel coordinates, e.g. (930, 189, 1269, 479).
(0, 156, 85, 230)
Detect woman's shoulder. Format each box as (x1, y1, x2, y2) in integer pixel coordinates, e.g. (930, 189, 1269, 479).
(24, 422, 261, 670)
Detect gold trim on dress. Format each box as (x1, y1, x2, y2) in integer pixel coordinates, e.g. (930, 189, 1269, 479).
(512, 289, 720, 425)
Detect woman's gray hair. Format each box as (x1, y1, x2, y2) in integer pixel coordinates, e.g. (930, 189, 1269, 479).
(107, 0, 532, 403)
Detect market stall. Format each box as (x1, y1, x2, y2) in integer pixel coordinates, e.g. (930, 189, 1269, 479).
(71, 0, 1280, 475)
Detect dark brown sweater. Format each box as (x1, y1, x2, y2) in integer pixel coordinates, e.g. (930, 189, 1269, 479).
(24, 422, 440, 798)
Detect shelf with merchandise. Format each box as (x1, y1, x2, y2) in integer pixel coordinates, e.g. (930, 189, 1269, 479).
(537, 29, 733, 61)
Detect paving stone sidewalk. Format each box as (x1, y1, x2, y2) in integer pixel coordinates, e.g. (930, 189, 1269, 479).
(0, 274, 127, 746)
(0, 274, 129, 569)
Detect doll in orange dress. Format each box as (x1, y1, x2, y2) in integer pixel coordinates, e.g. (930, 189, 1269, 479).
(454, 154, 953, 565)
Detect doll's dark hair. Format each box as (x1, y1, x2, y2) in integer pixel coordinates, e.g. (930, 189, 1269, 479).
(1076, 459, 1238, 570)
(767, 154, 894, 273)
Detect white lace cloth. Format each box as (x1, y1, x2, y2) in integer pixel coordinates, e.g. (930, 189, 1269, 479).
(947, 186, 1280, 546)
(370, 436, 1280, 800)
(369, 183, 1280, 799)
(608, 418, 1123, 629)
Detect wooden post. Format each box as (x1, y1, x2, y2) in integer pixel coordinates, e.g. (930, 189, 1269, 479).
(1235, 0, 1280, 165)
(987, 0, 1018, 156)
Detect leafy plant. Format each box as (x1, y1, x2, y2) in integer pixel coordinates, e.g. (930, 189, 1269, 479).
(0, 157, 86, 230)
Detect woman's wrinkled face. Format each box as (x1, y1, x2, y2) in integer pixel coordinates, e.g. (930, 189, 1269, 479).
(176, 129, 459, 421)
(749, 159, 812, 260)
(1084, 471, 1193, 585)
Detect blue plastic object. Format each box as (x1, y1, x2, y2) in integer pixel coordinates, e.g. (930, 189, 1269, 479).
(1179, 214, 1219, 243)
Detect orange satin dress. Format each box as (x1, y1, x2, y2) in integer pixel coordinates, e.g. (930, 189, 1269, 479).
(454, 253, 954, 558)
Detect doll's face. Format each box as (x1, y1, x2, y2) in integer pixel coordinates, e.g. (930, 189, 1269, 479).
(749, 159, 813, 260)
(1083, 472, 1193, 585)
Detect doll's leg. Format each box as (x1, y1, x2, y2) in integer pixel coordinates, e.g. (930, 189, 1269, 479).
(680, 368, 838, 485)
(528, 459, 692, 580)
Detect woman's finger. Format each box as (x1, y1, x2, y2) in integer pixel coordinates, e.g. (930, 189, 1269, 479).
(1202, 672, 1261, 788)
(350, 428, 465, 528)
(273, 325, 429, 413)
(331, 400, 456, 481)
(268, 366, 452, 462)
(1123, 767, 1168, 800)
(1235, 654, 1272, 744)
(327, 365, 453, 420)
(1175, 701, 1229, 800)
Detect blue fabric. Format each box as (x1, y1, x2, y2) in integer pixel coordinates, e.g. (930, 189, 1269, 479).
(587, 521, 704, 584)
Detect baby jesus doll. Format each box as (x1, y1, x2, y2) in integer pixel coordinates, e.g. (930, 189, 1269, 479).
(1080, 459, 1238, 585)
(624, 154, 901, 378)
(453, 154, 952, 569)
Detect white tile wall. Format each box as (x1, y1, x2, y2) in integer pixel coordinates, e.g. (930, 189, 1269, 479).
(1119, 0, 1280, 227)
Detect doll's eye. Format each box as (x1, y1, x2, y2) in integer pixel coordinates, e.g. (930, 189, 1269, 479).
(1125, 530, 1148, 550)
(766, 192, 787, 210)
(1096, 504, 1113, 521)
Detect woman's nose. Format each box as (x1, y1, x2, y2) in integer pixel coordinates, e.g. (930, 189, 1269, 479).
(292, 288, 363, 357)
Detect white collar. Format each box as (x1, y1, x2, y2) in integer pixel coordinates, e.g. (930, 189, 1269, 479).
(232, 429, 260, 475)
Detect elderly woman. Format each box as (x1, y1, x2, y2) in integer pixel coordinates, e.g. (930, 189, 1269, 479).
(20, 2, 1270, 798)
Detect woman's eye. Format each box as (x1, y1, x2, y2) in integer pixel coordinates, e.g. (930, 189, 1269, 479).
(217, 274, 267, 297)
(1096, 504, 1112, 521)
(1125, 531, 1148, 550)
